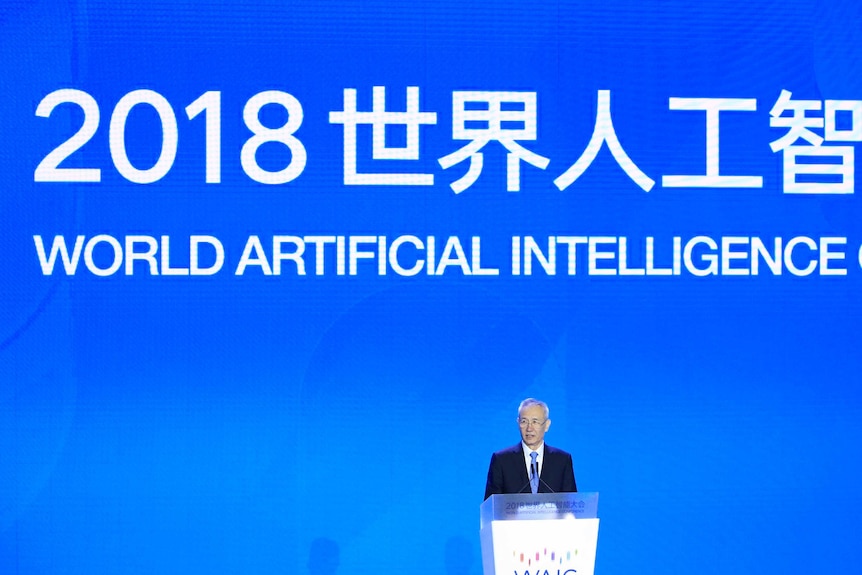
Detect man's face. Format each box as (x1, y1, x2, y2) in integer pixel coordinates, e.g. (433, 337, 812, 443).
(518, 404, 551, 449)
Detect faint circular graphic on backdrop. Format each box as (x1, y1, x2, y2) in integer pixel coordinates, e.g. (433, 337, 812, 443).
(0, 0, 82, 532)
(297, 281, 562, 542)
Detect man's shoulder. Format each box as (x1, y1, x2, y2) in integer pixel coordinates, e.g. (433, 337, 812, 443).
(492, 443, 524, 458)
(544, 444, 572, 458)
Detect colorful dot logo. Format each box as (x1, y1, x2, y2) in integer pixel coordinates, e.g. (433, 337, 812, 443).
(513, 546, 578, 566)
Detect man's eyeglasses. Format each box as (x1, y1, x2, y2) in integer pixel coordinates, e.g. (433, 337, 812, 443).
(518, 418, 546, 427)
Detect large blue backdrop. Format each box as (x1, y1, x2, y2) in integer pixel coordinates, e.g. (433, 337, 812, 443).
(2, 1, 861, 573)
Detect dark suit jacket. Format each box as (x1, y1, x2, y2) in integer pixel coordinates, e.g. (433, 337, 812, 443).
(484, 443, 577, 500)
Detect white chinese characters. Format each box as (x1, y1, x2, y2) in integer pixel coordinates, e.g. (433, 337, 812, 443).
(769, 89, 862, 194)
(662, 97, 762, 189)
(35, 86, 861, 195)
(438, 91, 549, 193)
(555, 90, 654, 192)
(329, 86, 438, 185)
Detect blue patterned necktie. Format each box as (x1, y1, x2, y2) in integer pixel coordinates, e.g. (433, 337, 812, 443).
(530, 451, 539, 494)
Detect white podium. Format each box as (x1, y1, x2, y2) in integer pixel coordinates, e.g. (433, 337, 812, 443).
(480, 492, 599, 575)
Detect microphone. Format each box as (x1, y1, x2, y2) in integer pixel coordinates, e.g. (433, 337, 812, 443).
(516, 463, 536, 494)
(522, 461, 541, 494)
(539, 476, 558, 493)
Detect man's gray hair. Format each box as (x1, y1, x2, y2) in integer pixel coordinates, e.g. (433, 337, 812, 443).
(517, 398, 549, 419)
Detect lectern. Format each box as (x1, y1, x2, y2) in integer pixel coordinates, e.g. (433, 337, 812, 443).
(480, 492, 599, 575)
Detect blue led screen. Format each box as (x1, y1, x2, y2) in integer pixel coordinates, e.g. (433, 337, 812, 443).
(2, 1, 862, 573)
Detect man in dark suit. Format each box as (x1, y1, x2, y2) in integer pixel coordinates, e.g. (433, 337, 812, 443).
(484, 398, 577, 500)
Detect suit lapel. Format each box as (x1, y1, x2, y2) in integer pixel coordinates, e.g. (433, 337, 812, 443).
(538, 444, 556, 491)
(510, 443, 530, 491)
(543, 445, 560, 476)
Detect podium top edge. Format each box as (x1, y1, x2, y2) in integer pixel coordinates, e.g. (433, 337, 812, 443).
(480, 492, 599, 526)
